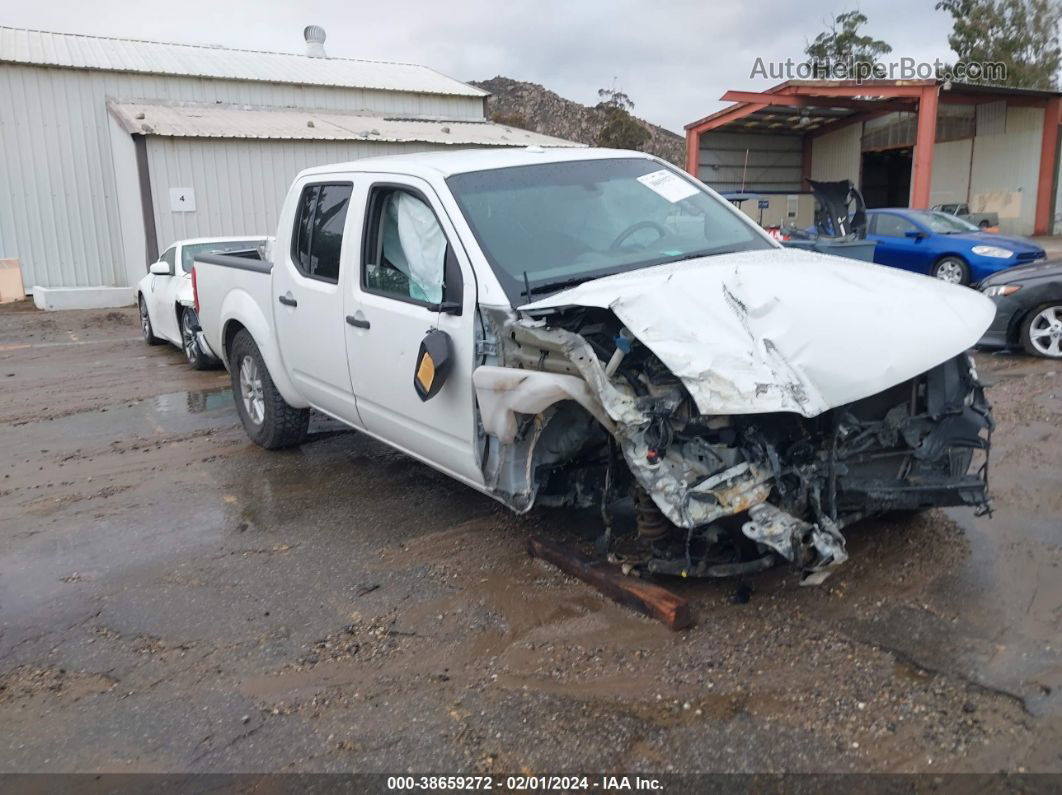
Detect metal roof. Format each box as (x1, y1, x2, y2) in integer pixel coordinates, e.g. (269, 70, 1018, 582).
(107, 101, 578, 148)
(0, 26, 487, 98)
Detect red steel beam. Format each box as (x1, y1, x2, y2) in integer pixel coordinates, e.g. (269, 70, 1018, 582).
(1034, 96, 1061, 235)
(783, 81, 933, 98)
(720, 90, 915, 113)
(686, 128, 699, 176)
(910, 85, 940, 208)
(686, 102, 769, 135)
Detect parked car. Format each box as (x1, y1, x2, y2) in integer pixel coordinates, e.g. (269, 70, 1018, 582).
(865, 208, 1044, 285)
(137, 237, 266, 368)
(194, 148, 994, 583)
(931, 202, 1000, 232)
(978, 259, 1062, 358)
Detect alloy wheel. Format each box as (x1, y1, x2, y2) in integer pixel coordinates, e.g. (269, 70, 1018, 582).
(934, 260, 965, 284)
(1028, 306, 1062, 357)
(181, 311, 198, 364)
(239, 355, 265, 425)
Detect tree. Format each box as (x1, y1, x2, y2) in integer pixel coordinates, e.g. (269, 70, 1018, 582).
(936, 0, 1061, 88)
(805, 10, 893, 77)
(595, 86, 651, 151)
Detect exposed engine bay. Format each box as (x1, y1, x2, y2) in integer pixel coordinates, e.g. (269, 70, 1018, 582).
(471, 303, 993, 584)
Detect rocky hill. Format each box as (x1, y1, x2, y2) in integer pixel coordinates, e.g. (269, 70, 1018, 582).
(469, 77, 684, 166)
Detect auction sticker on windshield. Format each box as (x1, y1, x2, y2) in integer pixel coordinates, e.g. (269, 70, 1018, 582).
(637, 169, 700, 203)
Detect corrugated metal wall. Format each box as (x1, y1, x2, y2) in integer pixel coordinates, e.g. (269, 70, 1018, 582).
(810, 122, 862, 183)
(968, 105, 1044, 235)
(146, 138, 453, 246)
(929, 139, 973, 207)
(697, 131, 803, 192)
(0, 63, 484, 291)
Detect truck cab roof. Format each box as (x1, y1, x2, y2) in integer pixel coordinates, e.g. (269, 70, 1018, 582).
(297, 146, 655, 180)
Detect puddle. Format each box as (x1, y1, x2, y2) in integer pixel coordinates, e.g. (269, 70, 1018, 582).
(152, 387, 233, 415)
(0, 387, 241, 457)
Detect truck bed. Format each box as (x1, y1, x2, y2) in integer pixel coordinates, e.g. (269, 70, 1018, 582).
(193, 253, 274, 368)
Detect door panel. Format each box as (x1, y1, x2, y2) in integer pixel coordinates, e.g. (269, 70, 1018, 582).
(869, 213, 927, 272)
(150, 246, 180, 344)
(271, 180, 362, 425)
(344, 175, 482, 485)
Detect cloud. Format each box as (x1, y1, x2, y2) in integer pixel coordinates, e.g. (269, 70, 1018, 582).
(5, 0, 956, 132)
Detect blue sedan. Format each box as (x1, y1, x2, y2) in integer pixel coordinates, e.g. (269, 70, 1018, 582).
(865, 208, 1045, 286)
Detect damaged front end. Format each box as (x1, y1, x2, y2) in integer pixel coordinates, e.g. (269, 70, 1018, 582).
(472, 303, 993, 583)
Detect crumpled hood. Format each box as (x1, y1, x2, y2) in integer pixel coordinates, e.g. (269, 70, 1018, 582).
(522, 248, 995, 418)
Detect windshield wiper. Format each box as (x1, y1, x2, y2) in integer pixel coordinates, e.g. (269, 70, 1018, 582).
(526, 275, 595, 296)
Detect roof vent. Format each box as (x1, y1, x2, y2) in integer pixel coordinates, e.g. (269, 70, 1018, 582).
(303, 25, 327, 58)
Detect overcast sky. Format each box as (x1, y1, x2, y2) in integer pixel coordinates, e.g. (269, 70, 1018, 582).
(5, 0, 958, 132)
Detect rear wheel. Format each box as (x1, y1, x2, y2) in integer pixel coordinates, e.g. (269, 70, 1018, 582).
(228, 329, 309, 449)
(1021, 303, 1062, 358)
(139, 297, 164, 345)
(180, 307, 214, 370)
(932, 256, 970, 286)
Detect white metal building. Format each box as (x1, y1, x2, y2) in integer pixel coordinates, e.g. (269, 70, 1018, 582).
(0, 26, 574, 306)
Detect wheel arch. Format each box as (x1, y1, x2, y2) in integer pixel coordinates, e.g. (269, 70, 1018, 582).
(1009, 292, 1062, 345)
(217, 290, 308, 410)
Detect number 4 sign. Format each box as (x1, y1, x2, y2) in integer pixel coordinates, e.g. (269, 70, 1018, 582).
(169, 188, 196, 213)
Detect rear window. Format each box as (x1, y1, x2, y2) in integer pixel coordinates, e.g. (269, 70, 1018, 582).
(181, 240, 264, 273)
(291, 183, 353, 283)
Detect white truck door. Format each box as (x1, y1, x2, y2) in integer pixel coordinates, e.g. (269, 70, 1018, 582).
(271, 178, 362, 425)
(344, 175, 483, 485)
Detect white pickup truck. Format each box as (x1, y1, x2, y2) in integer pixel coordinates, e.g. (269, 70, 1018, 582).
(194, 147, 996, 581)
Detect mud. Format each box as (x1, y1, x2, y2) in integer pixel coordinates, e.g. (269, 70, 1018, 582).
(0, 302, 1060, 773)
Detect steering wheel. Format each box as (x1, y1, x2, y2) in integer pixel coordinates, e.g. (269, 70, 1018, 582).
(609, 220, 669, 252)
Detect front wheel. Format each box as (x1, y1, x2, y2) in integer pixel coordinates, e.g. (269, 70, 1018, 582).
(932, 256, 970, 286)
(228, 330, 309, 449)
(1021, 303, 1062, 358)
(181, 307, 215, 370)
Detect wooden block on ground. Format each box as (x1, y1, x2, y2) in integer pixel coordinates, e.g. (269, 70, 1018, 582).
(528, 535, 692, 630)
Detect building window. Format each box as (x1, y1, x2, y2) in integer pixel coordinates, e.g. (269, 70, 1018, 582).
(290, 183, 353, 283)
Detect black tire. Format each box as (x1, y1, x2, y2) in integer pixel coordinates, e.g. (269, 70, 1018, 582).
(228, 329, 309, 449)
(180, 307, 216, 371)
(139, 296, 164, 345)
(1020, 302, 1062, 358)
(932, 256, 970, 286)
(978, 220, 991, 230)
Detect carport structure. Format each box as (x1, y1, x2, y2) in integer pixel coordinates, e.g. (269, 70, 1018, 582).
(685, 80, 1062, 235)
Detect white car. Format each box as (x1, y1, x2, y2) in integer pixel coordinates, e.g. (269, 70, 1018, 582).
(194, 148, 996, 582)
(136, 237, 266, 368)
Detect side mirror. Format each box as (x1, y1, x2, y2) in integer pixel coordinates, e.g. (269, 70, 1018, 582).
(904, 230, 925, 240)
(149, 261, 171, 275)
(413, 330, 453, 401)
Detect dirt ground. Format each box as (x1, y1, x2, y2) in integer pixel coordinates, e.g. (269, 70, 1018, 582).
(0, 300, 1060, 774)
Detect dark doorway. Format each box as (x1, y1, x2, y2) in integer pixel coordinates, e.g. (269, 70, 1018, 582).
(861, 148, 913, 208)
